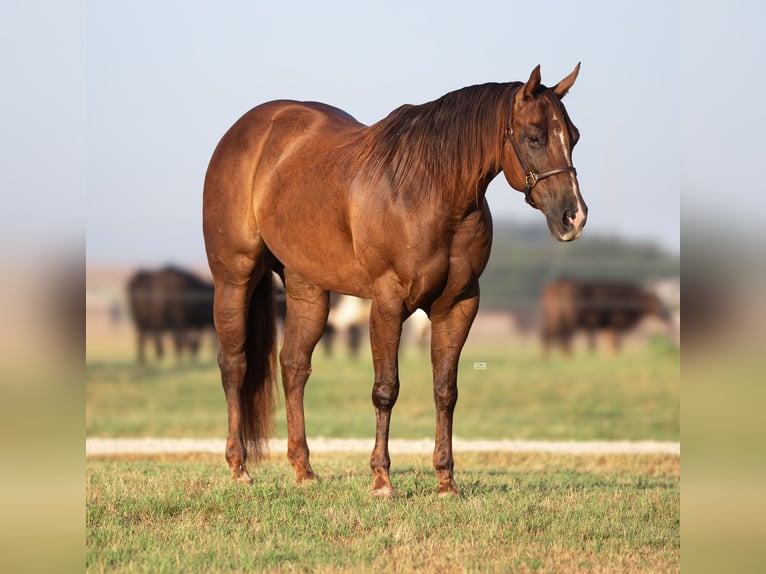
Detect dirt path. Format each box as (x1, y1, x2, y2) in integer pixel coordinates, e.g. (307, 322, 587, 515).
(86, 437, 679, 456)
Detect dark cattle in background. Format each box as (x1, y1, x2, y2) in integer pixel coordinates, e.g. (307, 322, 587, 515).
(541, 278, 670, 356)
(127, 266, 215, 363)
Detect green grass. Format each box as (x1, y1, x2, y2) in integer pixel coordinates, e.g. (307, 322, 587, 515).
(86, 340, 679, 441)
(86, 336, 679, 572)
(86, 452, 679, 573)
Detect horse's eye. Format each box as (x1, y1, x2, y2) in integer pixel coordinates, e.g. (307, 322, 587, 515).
(523, 128, 545, 147)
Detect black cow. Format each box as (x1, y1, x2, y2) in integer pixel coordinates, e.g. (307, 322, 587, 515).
(126, 266, 215, 363)
(541, 278, 670, 356)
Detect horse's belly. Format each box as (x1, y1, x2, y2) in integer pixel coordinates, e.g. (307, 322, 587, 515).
(257, 204, 373, 296)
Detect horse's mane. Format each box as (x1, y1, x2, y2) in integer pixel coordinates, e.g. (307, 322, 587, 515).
(352, 82, 520, 207)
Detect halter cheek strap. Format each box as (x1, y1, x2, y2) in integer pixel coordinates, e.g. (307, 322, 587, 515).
(503, 89, 577, 209)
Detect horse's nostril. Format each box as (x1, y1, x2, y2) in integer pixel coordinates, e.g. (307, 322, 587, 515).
(562, 209, 574, 227)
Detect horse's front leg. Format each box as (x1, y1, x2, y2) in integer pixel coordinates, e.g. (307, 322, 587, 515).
(368, 290, 405, 498)
(430, 293, 479, 496)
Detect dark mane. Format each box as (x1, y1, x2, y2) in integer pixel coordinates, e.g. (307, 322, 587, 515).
(352, 82, 520, 206)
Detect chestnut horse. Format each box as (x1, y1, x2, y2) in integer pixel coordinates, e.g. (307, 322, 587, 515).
(203, 64, 586, 497)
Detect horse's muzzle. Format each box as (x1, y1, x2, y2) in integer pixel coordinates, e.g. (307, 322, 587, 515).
(547, 203, 587, 242)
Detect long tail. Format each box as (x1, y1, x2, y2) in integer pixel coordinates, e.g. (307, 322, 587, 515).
(240, 274, 278, 462)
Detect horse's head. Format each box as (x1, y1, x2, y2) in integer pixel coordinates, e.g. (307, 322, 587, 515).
(501, 64, 587, 242)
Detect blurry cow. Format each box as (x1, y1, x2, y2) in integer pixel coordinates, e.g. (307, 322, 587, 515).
(127, 266, 215, 363)
(322, 296, 433, 357)
(323, 294, 370, 358)
(541, 278, 671, 356)
(403, 309, 431, 350)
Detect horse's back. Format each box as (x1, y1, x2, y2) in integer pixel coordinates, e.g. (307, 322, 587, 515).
(213, 100, 360, 155)
(206, 100, 363, 194)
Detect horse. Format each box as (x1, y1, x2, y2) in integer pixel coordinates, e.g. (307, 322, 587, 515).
(540, 278, 671, 356)
(126, 266, 215, 363)
(203, 64, 586, 497)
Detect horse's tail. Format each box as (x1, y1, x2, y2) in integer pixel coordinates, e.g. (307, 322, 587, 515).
(240, 274, 278, 462)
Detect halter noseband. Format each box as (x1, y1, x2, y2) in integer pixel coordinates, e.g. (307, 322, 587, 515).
(503, 88, 577, 209)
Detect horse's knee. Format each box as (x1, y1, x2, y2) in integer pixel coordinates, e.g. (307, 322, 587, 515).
(372, 376, 399, 411)
(433, 381, 457, 412)
(432, 364, 458, 410)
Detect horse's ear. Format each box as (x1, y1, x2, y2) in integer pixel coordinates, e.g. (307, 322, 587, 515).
(522, 65, 542, 100)
(553, 62, 581, 98)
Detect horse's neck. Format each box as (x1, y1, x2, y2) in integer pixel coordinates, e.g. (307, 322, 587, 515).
(446, 126, 505, 214)
(448, 165, 500, 217)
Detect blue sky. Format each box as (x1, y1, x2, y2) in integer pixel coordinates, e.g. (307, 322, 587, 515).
(4, 1, 702, 266)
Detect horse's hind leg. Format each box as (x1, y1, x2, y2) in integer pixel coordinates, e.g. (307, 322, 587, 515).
(214, 278, 255, 483)
(280, 272, 329, 484)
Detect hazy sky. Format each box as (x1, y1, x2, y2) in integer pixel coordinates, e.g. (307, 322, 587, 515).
(79, 0, 686, 265)
(12, 1, 737, 268)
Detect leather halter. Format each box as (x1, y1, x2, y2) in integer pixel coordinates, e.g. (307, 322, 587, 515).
(503, 88, 577, 209)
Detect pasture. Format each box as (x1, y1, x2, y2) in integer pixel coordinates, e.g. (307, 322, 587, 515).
(87, 452, 678, 573)
(86, 331, 679, 442)
(86, 312, 679, 572)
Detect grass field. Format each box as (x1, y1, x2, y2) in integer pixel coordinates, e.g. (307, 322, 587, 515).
(86, 323, 679, 572)
(87, 451, 679, 573)
(86, 334, 679, 442)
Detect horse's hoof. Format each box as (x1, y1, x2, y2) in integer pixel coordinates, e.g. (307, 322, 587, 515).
(231, 465, 253, 485)
(437, 482, 461, 497)
(370, 486, 396, 499)
(437, 489, 461, 498)
(296, 471, 320, 485)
